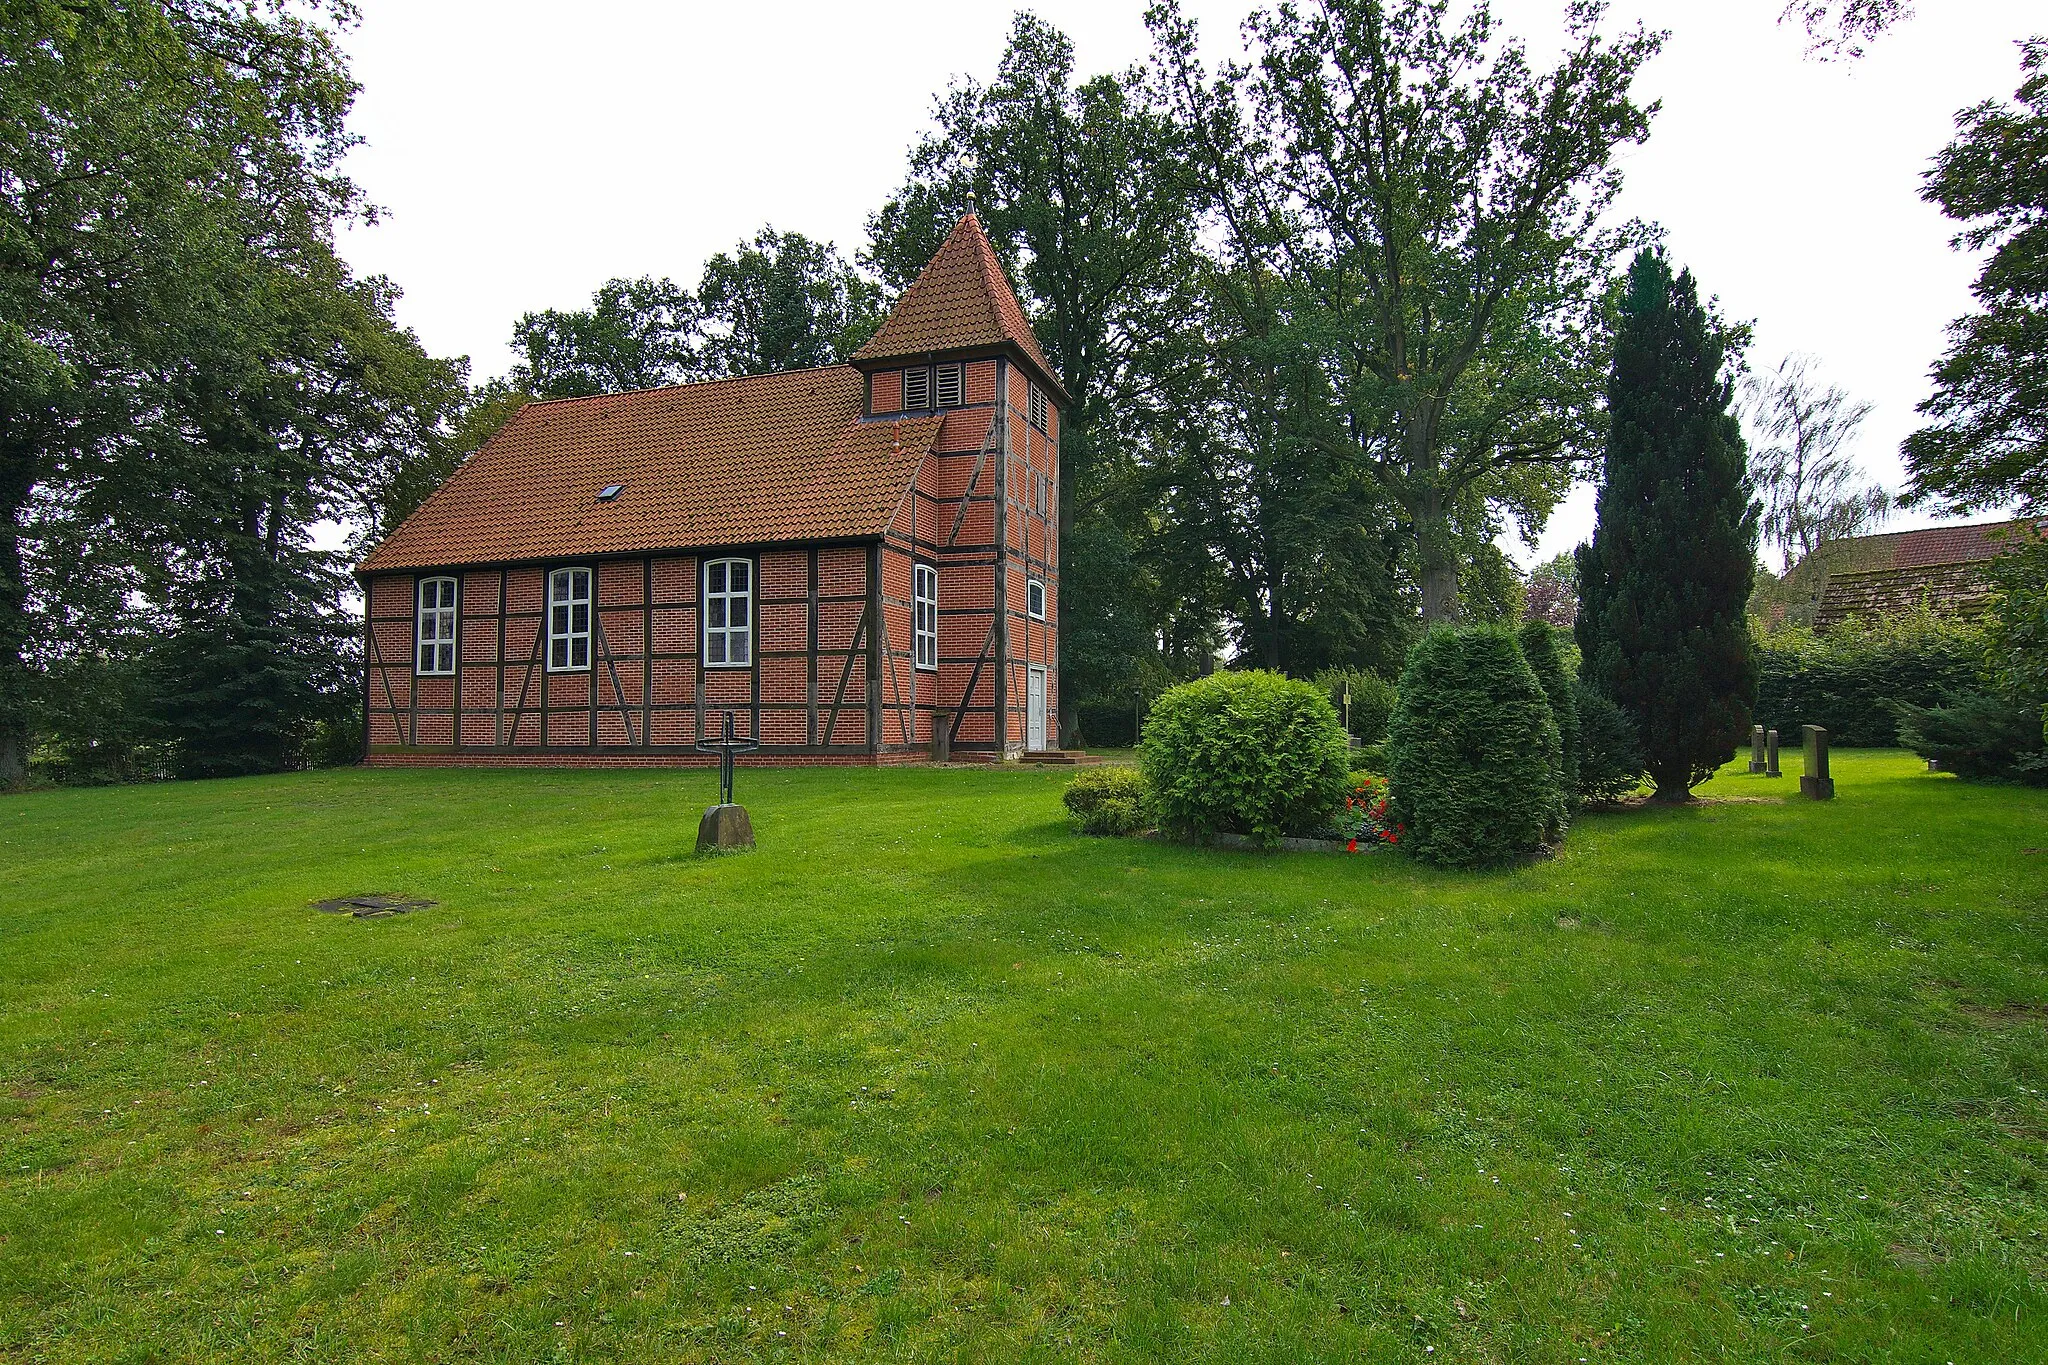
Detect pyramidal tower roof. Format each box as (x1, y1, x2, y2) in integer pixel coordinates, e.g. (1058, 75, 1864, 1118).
(855, 213, 1066, 403)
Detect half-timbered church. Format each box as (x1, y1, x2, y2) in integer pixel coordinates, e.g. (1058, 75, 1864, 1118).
(356, 213, 1062, 766)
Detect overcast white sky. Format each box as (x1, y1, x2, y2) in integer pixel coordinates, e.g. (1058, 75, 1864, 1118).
(332, 0, 2041, 570)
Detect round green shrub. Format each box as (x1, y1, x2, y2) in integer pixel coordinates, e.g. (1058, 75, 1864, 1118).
(1385, 626, 1564, 868)
(1138, 670, 1352, 845)
(1574, 679, 1646, 805)
(1517, 620, 1579, 829)
(1061, 765, 1153, 835)
(1311, 667, 1398, 743)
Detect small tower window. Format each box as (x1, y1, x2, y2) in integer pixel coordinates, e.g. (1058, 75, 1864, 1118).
(902, 367, 931, 410)
(1027, 383, 1048, 433)
(935, 363, 963, 408)
(1027, 578, 1046, 621)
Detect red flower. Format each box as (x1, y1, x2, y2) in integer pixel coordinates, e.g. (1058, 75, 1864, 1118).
(1346, 839, 1359, 853)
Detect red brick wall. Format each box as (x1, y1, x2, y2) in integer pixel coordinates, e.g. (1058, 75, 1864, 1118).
(363, 547, 878, 761)
(362, 350, 1058, 767)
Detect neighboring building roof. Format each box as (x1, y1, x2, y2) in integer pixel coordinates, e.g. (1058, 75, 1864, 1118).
(854, 212, 1067, 403)
(1812, 518, 2037, 574)
(357, 366, 941, 573)
(1801, 516, 2038, 629)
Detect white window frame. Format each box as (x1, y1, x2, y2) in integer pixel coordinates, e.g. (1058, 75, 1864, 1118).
(416, 576, 458, 676)
(547, 567, 592, 672)
(913, 563, 938, 671)
(703, 557, 753, 667)
(935, 362, 963, 408)
(1027, 577, 1046, 621)
(901, 366, 931, 411)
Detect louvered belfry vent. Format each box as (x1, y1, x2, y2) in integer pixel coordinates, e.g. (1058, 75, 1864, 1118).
(902, 367, 931, 410)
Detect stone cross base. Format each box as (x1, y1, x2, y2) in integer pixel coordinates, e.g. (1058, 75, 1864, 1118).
(696, 804, 755, 852)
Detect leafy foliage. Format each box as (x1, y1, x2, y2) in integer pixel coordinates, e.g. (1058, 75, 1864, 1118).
(1779, 1, 1913, 61)
(1574, 679, 1647, 805)
(1061, 765, 1152, 836)
(509, 232, 882, 402)
(1518, 621, 1580, 811)
(1152, 0, 1662, 621)
(1895, 693, 2048, 785)
(1137, 670, 1351, 845)
(1902, 41, 2048, 515)
(1743, 353, 1889, 564)
(693, 229, 884, 378)
(1578, 251, 1759, 801)
(2, 0, 465, 784)
(1311, 667, 1398, 744)
(1981, 523, 2048, 738)
(510, 277, 695, 399)
(1523, 553, 1579, 629)
(1385, 625, 1564, 868)
(1753, 612, 1987, 747)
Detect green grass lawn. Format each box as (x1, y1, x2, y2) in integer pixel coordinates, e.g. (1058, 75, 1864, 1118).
(3, 752, 2045, 1362)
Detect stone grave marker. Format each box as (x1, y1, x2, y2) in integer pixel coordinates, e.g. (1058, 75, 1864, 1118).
(694, 710, 760, 851)
(1800, 724, 1835, 800)
(1749, 724, 1766, 773)
(1766, 728, 1781, 778)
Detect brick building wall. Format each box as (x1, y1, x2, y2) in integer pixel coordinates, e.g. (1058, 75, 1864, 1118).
(364, 351, 1060, 767)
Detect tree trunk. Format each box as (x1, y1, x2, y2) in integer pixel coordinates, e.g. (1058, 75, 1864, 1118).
(0, 447, 36, 789)
(1648, 770, 1695, 803)
(1414, 484, 1459, 624)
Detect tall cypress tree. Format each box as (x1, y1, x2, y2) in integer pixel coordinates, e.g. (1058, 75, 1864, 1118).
(1577, 251, 1758, 802)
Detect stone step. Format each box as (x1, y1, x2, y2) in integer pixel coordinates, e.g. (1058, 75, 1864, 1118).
(1020, 749, 1096, 765)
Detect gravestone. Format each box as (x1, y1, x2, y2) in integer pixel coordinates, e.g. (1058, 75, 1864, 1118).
(1766, 728, 1781, 778)
(696, 804, 755, 851)
(694, 710, 760, 852)
(1748, 724, 1767, 773)
(1800, 724, 1835, 800)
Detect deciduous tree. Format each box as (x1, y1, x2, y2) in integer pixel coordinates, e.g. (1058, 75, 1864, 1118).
(694, 229, 884, 378)
(510, 277, 694, 400)
(1902, 40, 2048, 515)
(1744, 353, 1889, 564)
(1151, 0, 1662, 623)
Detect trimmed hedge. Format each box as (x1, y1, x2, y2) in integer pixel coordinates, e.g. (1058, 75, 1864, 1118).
(1517, 621, 1580, 811)
(1575, 679, 1647, 804)
(1386, 626, 1564, 868)
(1311, 667, 1398, 743)
(1895, 694, 2048, 785)
(1138, 670, 1352, 845)
(1753, 615, 1985, 747)
(1062, 766, 1152, 834)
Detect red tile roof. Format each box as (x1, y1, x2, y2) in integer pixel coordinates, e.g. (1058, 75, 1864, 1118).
(1801, 517, 2040, 575)
(1864, 518, 2039, 569)
(854, 213, 1065, 401)
(357, 366, 941, 573)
